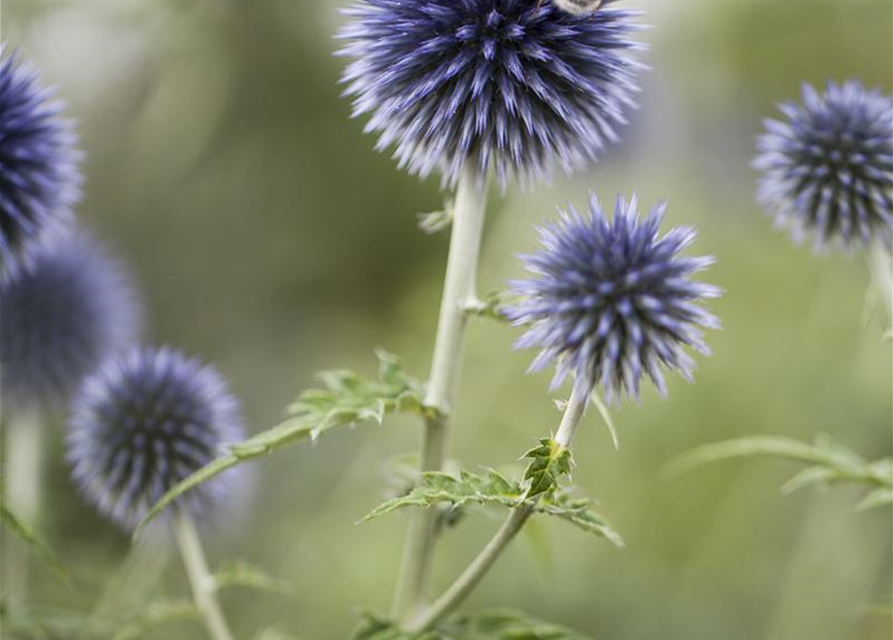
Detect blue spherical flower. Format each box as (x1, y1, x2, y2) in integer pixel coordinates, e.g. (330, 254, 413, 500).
(0, 50, 81, 280)
(68, 347, 246, 531)
(0, 232, 140, 408)
(505, 194, 721, 402)
(337, 0, 644, 188)
(754, 81, 893, 250)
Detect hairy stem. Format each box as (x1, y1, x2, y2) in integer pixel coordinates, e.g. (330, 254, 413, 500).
(392, 164, 489, 621)
(405, 386, 589, 634)
(2, 409, 44, 605)
(174, 513, 235, 640)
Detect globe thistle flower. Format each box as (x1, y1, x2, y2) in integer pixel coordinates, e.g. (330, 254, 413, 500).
(0, 50, 81, 280)
(0, 232, 139, 408)
(754, 81, 893, 251)
(337, 0, 644, 188)
(505, 194, 721, 402)
(68, 347, 246, 531)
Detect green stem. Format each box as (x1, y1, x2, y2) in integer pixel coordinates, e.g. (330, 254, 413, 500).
(2, 409, 44, 605)
(405, 385, 589, 634)
(173, 513, 235, 640)
(391, 164, 489, 622)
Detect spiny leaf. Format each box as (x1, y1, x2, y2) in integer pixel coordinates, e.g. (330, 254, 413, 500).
(522, 438, 573, 500)
(111, 600, 199, 640)
(351, 609, 594, 640)
(362, 467, 622, 546)
(464, 290, 520, 323)
(448, 608, 595, 639)
(668, 435, 892, 509)
(137, 351, 428, 535)
(214, 560, 292, 595)
(0, 496, 68, 583)
(352, 610, 444, 640)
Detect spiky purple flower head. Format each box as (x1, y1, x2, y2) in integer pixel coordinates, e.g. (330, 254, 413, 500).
(68, 347, 246, 531)
(0, 49, 81, 280)
(505, 195, 721, 402)
(754, 81, 893, 251)
(0, 232, 139, 409)
(337, 0, 644, 188)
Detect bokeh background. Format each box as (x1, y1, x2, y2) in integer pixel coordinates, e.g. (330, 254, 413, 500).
(3, 0, 892, 638)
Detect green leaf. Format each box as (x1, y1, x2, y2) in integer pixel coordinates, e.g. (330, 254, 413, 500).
(136, 350, 428, 535)
(362, 467, 622, 547)
(0, 602, 114, 639)
(0, 496, 67, 583)
(464, 291, 519, 323)
(351, 609, 594, 640)
(447, 608, 594, 639)
(668, 435, 892, 508)
(522, 438, 573, 500)
(111, 600, 200, 640)
(214, 560, 292, 595)
(418, 206, 453, 235)
(352, 610, 444, 640)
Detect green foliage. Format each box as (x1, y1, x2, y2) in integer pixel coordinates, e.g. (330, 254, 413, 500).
(418, 205, 453, 235)
(137, 350, 429, 534)
(111, 600, 200, 640)
(668, 435, 893, 509)
(0, 602, 112, 639)
(351, 609, 593, 640)
(214, 560, 293, 595)
(521, 439, 573, 500)
(464, 291, 519, 323)
(362, 467, 623, 546)
(0, 493, 67, 583)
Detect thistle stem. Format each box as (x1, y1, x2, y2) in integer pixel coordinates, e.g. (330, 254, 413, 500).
(2, 409, 44, 605)
(405, 386, 589, 634)
(173, 513, 235, 640)
(392, 164, 489, 621)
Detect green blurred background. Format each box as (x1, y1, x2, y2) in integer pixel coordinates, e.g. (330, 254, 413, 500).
(4, 0, 892, 638)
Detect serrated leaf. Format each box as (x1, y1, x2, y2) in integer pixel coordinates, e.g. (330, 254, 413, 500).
(362, 468, 622, 546)
(0, 496, 68, 583)
(352, 610, 444, 640)
(448, 608, 594, 639)
(111, 600, 199, 640)
(137, 351, 428, 535)
(668, 435, 892, 509)
(522, 439, 573, 500)
(214, 560, 292, 595)
(351, 609, 594, 640)
(464, 291, 518, 323)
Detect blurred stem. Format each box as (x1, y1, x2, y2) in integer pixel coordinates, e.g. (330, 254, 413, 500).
(174, 513, 235, 640)
(392, 164, 489, 622)
(84, 537, 170, 637)
(405, 386, 588, 634)
(2, 409, 44, 605)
